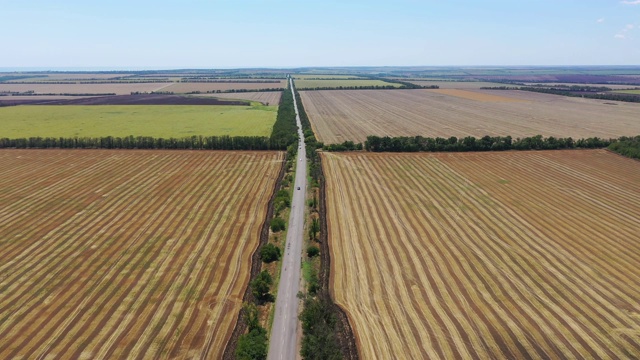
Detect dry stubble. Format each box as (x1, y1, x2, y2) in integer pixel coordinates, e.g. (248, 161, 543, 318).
(0, 149, 283, 359)
(323, 150, 640, 359)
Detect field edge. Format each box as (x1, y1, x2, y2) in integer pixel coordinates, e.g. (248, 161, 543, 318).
(222, 152, 287, 360)
(319, 152, 360, 359)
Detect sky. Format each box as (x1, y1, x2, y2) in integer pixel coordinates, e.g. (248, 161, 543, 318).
(1, 0, 639, 69)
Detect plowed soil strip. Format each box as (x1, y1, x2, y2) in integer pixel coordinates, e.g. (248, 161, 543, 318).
(0, 149, 283, 359)
(322, 150, 640, 359)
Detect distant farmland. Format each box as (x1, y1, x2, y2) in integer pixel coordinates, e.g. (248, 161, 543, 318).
(294, 79, 400, 89)
(523, 83, 639, 90)
(2, 73, 132, 81)
(407, 80, 506, 89)
(0, 104, 277, 138)
(195, 91, 282, 106)
(293, 75, 363, 79)
(161, 81, 286, 93)
(300, 89, 640, 144)
(0, 150, 283, 359)
(0, 82, 173, 95)
(614, 89, 640, 95)
(323, 150, 640, 359)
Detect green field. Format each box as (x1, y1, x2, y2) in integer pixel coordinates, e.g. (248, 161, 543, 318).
(294, 79, 401, 89)
(613, 89, 640, 95)
(0, 104, 277, 138)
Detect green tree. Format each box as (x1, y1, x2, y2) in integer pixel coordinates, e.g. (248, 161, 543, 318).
(274, 190, 291, 215)
(243, 303, 260, 331)
(307, 246, 320, 258)
(270, 217, 286, 232)
(308, 194, 318, 210)
(236, 327, 268, 360)
(309, 218, 320, 241)
(260, 243, 281, 263)
(251, 271, 273, 301)
(299, 298, 342, 360)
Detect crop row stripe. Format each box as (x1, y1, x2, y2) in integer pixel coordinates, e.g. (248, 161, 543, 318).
(323, 151, 640, 359)
(0, 151, 281, 359)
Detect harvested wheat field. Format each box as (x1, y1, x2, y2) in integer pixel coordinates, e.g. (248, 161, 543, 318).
(323, 150, 640, 359)
(428, 89, 526, 102)
(300, 89, 640, 144)
(0, 149, 283, 359)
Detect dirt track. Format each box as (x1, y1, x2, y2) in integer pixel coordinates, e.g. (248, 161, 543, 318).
(323, 150, 640, 359)
(0, 150, 283, 359)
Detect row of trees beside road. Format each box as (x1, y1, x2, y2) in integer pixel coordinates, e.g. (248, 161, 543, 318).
(293, 81, 349, 359)
(364, 134, 615, 152)
(236, 87, 301, 358)
(0, 135, 284, 150)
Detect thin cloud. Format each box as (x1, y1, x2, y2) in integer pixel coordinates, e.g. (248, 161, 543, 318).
(597, 18, 605, 23)
(615, 24, 636, 39)
(621, 0, 640, 4)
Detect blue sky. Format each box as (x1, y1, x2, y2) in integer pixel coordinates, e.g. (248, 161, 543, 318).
(1, 0, 639, 68)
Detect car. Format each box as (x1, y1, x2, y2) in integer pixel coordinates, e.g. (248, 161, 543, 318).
(297, 187, 301, 190)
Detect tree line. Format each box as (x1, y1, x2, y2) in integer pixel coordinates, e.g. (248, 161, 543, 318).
(8, 80, 170, 84)
(294, 77, 361, 80)
(363, 134, 616, 152)
(323, 134, 640, 162)
(179, 79, 281, 83)
(323, 141, 363, 152)
(361, 75, 438, 89)
(2, 92, 116, 97)
(0, 135, 285, 150)
(300, 78, 438, 91)
(294, 91, 324, 184)
(269, 86, 298, 147)
(301, 85, 399, 91)
(189, 88, 283, 94)
(0, 75, 45, 82)
(608, 136, 640, 160)
(482, 85, 614, 92)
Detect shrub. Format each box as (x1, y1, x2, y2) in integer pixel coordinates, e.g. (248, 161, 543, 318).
(251, 271, 273, 301)
(260, 243, 281, 263)
(236, 303, 268, 359)
(270, 217, 286, 232)
(299, 297, 342, 359)
(236, 327, 267, 360)
(307, 246, 320, 258)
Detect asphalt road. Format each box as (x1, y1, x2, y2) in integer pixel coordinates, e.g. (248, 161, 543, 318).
(267, 78, 307, 360)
